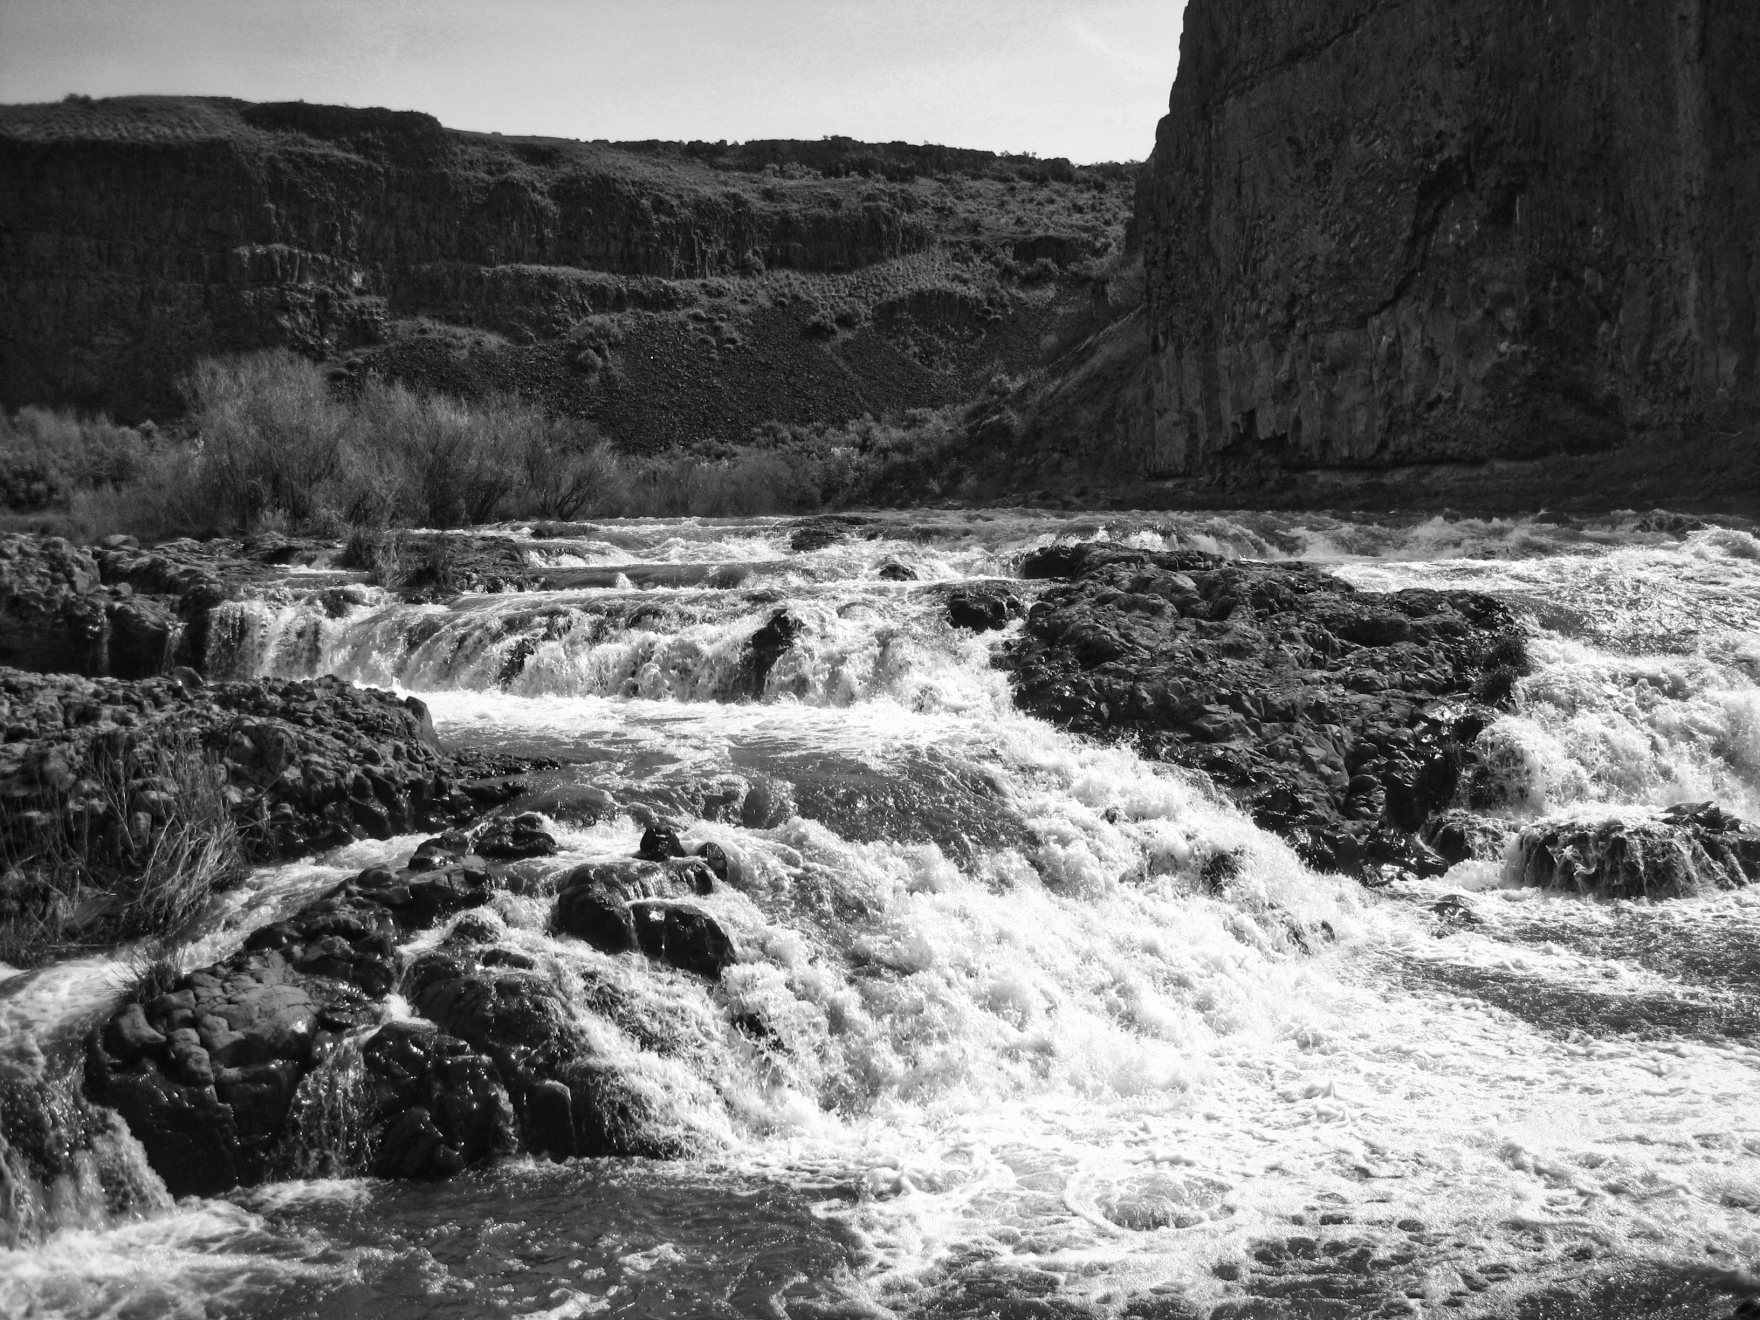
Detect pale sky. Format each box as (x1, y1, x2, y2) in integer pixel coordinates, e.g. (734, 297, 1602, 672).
(0, 0, 1185, 163)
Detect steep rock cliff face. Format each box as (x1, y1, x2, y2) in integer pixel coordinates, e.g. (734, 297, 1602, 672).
(0, 98, 939, 420)
(1, 98, 1133, 437)
(1138, 0, 1760, 479)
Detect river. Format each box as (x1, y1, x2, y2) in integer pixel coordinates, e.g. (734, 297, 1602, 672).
(4, 509, 1759, 1319)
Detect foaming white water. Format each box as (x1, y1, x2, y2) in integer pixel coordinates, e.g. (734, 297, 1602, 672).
(405, 689, 1760, 1313)
(210, 583, 1014, 712)
(14, 509, 1760, 1316)
(0, 1196, 344, 1319)
(1330, 524, 1760, 823)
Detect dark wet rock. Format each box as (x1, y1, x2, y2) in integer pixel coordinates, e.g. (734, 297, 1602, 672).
(0, 535, 243, 679)
(945, 582, 1025, 632)
(1511, 805, 1760, 900)
(637, 824, 687, 861)
(407, 835, 467, 872)
(876, 559, 917, 581)
(86, 848, 495, 1195)
(739, 774, 796, 829)
(627, 901, 737, 978)
(788, 515, 877, 553)
(1001, 542, 1524, 879)
(694, 841, 731, 884)
(89, 948, 332, 1194)
(1421, 809, 1517, 867)
(448, 748, 565, 779)
(552, 858, 730, 978)
(0, 668, 472, 876)
(553, 859, 676, 952)
(472, 812, 559, 860)
(405, 945, 693, 1160)
(357, 1021, 512, 1178)
(740, 609, 803, 695)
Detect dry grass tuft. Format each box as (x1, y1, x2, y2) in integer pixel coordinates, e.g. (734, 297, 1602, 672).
(0, 737, 249, 967)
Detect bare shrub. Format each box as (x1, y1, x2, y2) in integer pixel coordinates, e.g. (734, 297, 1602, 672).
(357, 381, 524, 528)
(182, 350, 351, 526)
(515, 418, 622, 520)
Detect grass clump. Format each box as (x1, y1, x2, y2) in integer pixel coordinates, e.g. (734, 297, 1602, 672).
(0, 737, 249, 968)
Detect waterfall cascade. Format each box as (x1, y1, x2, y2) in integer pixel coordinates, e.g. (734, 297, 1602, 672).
(5, 510, 1760, 1318)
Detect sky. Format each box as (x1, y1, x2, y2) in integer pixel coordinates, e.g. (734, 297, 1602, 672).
(0, 0, 1186, 163)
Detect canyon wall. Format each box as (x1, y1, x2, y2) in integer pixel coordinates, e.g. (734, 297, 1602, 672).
(1137, 0, 1760, 479)
(0, 98, 938, 421)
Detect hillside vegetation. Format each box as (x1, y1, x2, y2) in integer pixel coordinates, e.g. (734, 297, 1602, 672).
(0, 95, 1137, 457)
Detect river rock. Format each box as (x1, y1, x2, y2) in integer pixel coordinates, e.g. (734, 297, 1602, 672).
(1001, 542, 1524, 878)
(945, 582, 1025, 632)
(403, 944, 694, 1161)
(357, 1021, 512, 1178)
(553, 858, 732, 976)
(86, 849, 497, 1195)
(740, 609, 804, 695)
(0, 534, 285, 679)
(0, 668, 489, 899)
(1510, 803, 1760, 900)
(472, 812, 559, 860)
(627, 901, 737, 978)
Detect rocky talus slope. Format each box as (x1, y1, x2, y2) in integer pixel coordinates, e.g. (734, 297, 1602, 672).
(0, 97, 1131, 448)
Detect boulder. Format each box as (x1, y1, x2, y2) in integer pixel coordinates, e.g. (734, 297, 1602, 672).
(86, 848, 495, 1195)
(627, 900, 737, 978)
(473, 812, 558, 860)
(945, 583, 1024, 632)
(552, 858, 732, 976)
(1001, 543, 1525, 880)
(1510, 804, 1760, 900)
(403, 946, 695, 1160)
(358, 1022, 511, 1177)
(740, 610, 803, 695)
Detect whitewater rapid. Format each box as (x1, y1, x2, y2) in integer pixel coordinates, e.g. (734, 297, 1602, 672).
(5, 509, 1760, 1319)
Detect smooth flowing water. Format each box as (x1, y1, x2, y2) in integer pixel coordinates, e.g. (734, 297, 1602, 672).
(5, 510, 1760, 1319)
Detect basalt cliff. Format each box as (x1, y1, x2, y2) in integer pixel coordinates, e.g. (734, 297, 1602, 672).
(0, 97, 1130, 448)
(1013, 0, 1760, 511)
(1135, 0, 1760, 498)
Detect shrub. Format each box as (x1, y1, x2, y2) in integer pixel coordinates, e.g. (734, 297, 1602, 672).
(0, 407, 153, 511)
(515, 424, 623, 521)
(0, 347, 988, 539)
(183, 350, 351, 526)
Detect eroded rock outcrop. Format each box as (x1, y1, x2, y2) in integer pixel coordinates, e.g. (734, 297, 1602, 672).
(0, 668, 475, 865)
(86, 857, 506, 1194)
(1138, 0, 1760, 483)
(0, 97, 1132, 450)
(85, 821, 728, 1195)
(1511, 802, 1760, 900)
(1001, 542, 1524, 877)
